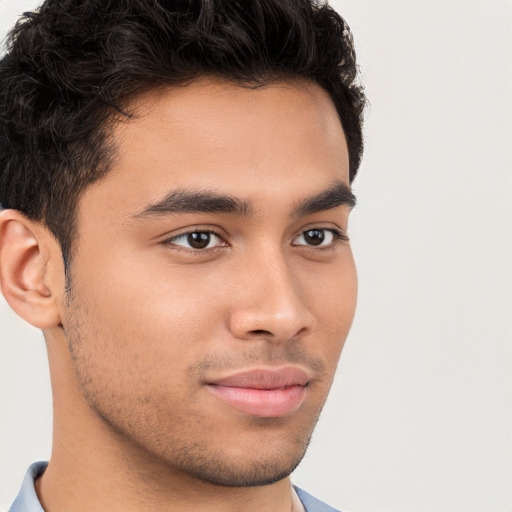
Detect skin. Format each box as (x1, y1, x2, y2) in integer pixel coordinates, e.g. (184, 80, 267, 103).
(0, 78, 357, 512)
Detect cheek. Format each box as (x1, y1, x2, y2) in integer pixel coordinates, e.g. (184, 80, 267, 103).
(67, 253, 231, 376)
(304, 248, 357, 309)
(301, 252, 357, 356)
(63, 267, 204, 418)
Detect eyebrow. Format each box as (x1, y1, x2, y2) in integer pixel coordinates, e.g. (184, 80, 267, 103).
(292, 182, 356, 216)
(132, 189, 252, 218)
(132, 181, 356, 220)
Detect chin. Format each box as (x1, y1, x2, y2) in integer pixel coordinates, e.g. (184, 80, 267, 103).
(149, 418, 315, 488)
(177, 445, 310, 488)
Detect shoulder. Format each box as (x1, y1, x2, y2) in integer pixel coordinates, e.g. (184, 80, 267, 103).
(8, 461, 48, 512)
(294, 486, 342, 512)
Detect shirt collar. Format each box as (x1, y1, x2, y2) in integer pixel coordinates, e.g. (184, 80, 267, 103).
(8, 461, 47, 512)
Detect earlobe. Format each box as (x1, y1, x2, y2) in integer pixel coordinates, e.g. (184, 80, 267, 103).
(0, 210, 64, 329)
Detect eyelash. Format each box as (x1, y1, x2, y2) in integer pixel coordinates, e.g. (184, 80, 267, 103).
(162, 227, 348, 253)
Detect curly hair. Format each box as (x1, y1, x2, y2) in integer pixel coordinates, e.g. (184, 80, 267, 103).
(0, 0, 366, 262)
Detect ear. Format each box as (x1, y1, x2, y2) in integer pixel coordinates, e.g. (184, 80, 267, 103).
(0, 209, 65, 329)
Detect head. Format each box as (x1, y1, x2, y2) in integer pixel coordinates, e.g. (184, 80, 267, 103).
(0, 0, 365, 488)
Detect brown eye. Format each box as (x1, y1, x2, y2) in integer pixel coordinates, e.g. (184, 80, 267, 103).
(303, 229, 325, 246)
(187, 232, 211, 249)
(168, 231, 224, 250)
(292, 228, 337, 247)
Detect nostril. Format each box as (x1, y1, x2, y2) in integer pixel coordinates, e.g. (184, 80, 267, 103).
(250, 329, 273, 336)
(295, 327, 308, 337)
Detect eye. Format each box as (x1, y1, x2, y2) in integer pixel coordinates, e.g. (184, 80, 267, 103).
(168, 231, 226, 250)
(292, 228, 340, 247)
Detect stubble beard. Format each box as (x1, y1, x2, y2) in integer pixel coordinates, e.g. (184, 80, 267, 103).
(62, 284, 327, 489)
(79, 378, 321, 488)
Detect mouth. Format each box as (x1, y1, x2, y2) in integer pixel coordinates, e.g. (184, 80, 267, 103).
(206, 367, 310, 418)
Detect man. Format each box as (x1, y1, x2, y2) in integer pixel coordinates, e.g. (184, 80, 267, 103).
(0, 1, 365, 510)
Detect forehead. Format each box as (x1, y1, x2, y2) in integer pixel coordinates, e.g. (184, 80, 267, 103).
(80, 78, 349, 217)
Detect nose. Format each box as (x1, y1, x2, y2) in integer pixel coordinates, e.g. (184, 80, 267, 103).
(228, 252, 316, 342)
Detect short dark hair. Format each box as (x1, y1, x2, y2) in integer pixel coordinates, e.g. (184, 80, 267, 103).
(0, 0, 366, 262)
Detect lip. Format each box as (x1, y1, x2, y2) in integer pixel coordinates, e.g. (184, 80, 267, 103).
(207, 367, 310, 418)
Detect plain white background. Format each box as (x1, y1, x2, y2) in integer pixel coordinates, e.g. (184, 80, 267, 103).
(1, 1, 511, 511)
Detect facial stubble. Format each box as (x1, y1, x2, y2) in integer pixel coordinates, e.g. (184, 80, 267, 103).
(61, 279, 333, 488)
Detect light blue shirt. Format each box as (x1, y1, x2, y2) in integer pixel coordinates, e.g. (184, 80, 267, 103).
(9, 462, 340, 512)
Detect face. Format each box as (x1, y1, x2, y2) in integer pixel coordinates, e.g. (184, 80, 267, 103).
(62, 79, 357, 486)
